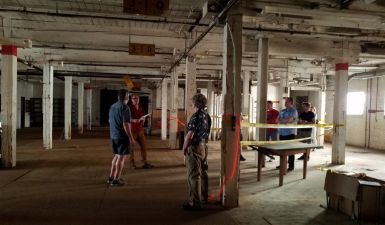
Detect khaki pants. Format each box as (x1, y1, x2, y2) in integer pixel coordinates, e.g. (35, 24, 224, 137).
(186, 143, 208, 206)
(129, 130, 147, 164)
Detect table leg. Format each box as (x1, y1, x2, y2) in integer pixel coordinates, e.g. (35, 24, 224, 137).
(257, 151, 263, 181)
(303, 149, 310, 179)
(279, 155, 286, 186)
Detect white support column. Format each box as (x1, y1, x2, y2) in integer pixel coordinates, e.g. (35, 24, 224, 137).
(86, 87, 92, 130)
(185, 56, 197, 120)
(279, 70, 290, 109)
(64, 76, 72, 140)
(1, 45, 17, 168)
(77, 82, 84, 134)
(169, 69, 179, 149)
(221, 9, 242, 208)
(242, 71, 250, 141)
(256, 38, 269, 142)
(332, 63, 348, 164)
(161, 79, 168, 140)
(316, 91, 326, 145)
(43, 63, 54, 150)
(207, 81, 214, 140)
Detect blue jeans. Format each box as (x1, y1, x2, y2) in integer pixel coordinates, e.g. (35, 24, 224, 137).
(266, 131, 278, 141)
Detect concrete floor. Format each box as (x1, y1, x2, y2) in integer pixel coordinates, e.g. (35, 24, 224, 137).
(1, 128, 384, 225)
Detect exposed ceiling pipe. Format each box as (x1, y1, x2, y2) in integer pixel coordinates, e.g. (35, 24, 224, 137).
(162, 0, 240, 82)
(0, 8, 197, 26)
(17, 58, 65, 81)
(17, 71, 220, 81)
(290, 81, 320, 87)
(348, 69, 385, 80)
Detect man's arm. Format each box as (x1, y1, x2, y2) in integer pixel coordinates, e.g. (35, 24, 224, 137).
(279, 116, 294, 124)
(182, 131, 194, 155)
(279, 113, 295, 124)
(123, 122, 136, 146)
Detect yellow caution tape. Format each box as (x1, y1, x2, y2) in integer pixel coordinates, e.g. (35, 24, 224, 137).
(240, 129, 334, 146)
(240, 136, 315, 146)
(241, 122, 338, 128)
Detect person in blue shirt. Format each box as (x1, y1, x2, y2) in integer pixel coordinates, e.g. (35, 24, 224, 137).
(278, 97, 298, 171)
(107, 89, 136, 186)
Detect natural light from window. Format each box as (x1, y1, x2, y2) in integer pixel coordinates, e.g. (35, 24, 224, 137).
(347, 92, 365, 115)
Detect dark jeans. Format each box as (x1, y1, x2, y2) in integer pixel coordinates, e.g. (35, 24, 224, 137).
(279, 134, 296, 169)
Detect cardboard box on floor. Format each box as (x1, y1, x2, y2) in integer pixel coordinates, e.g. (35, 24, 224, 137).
(324, 170, 385, 221)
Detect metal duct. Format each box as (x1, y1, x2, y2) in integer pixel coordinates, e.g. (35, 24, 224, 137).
(348, 69, 385, 81)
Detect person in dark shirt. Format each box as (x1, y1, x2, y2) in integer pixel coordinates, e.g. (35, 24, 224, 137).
(129, 94, 154, 169)
(266, 100, 279, 141)
(182, 93, 211, 211)
(107, 89, 136, 186)
(297, 102, 315, 160)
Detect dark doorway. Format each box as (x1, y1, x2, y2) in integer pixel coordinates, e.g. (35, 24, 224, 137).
(30, 98, 43, 127)
(100, 89, 118, 126)
(21, 97, 25, 128)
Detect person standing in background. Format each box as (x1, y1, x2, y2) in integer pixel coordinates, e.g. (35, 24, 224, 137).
(182, 93, 211, 211)
(278, 97, 298, 171)
(107, 89, 136, 186)
(266, 100, 279, 141)
(129, 94, 154, 169)
(297, 102, 315, 160)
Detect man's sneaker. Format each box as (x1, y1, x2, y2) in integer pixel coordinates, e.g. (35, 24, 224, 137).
(106, 177, 114, 184)
(240, 154, 246, 161)
(110, 178, 126, 187)
(142, 163, 155, 169)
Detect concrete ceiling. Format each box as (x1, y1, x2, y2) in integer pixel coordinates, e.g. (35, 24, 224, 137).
(1, 0, 385, 87)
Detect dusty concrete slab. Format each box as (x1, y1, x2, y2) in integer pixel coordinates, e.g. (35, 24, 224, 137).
(1, 128, 384, 225)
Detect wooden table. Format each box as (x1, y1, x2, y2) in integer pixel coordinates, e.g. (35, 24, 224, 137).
(252, 142, 323, 186)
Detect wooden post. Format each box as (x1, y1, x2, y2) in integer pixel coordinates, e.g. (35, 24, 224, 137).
(169, 69, 178, 149)
(1, 45, 17, 168)
(43, 63, 53, 150)
(257, 38, 268, 142)
(185, 56, 197, 120)
(220, 9, 242, 208)
(207, 81, 214, 140)
(86, 87, 92, 130)
(242, 71, 250, 141)
(279, 69, 290, 109)
(332, 63, 349, 164)
(316, 91, 326, 145)
(78, 82, 84, 134)
(64, 76, 72, 140)
(161, 79, 168, 140)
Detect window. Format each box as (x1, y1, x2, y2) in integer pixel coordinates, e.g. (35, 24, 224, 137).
(347, 92, 365, 115)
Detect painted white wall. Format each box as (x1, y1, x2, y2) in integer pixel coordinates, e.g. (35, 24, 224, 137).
(369, 78, 385, 150)
(324, 77, 385, 150)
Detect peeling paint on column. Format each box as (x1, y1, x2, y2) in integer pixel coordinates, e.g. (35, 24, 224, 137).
(64, 76, 72, 140)
(1, 45, 17, 168)
(43, 63, 53, 150)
